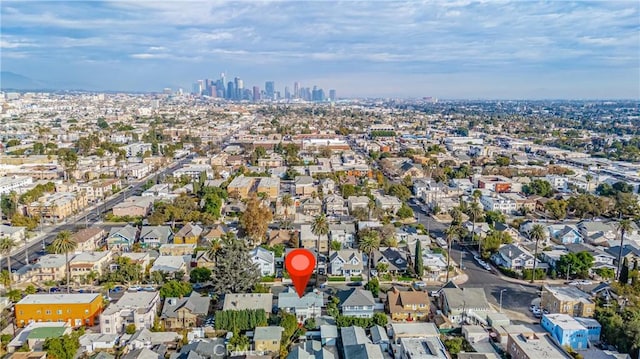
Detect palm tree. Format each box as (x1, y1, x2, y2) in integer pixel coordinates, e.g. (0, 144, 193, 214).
(49, 230, 77, 293)
(311, 214, 329, 287)
(281, 194, 293, 229)
(444, 225, 459, 282)
(616, 219, 632, 280)
(528, 224, 546, 283)
(468, 202, 483, 250)
(585, 174, 593, 191)
(358, 229, 381, 283)
(206, 238, 223, 265)
(0, 237, 17, 288)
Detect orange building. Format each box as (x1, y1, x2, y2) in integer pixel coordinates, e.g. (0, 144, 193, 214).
(15, 293, 103, 328)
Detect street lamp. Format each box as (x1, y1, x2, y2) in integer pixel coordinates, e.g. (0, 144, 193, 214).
(499, 289, 507, 313)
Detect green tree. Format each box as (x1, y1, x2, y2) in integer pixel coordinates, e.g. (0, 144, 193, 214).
(396, 203, 414, 219)
(43, 331, 81, 359)
(414, 241, 423, 278)
(495, 156, 511, 166)
(387, 184, 411, 201)
(159, 280, 192, 298)
(0, 237, 17, 288)
(445, 225, 460, 282)
(484, 210, 505, 227)
(364, 277, 380, 297)
(523, 179, 554, 197)
(49, 231, 77, 293)
(619, 258, 630, 285)
(281, 194, 294, 227)
(189, 267, 212, 283)
(545, 199, 568, 220)
(556, 251, 594, 279)
(528, 224, 546, 284)
(24, 285, 37, 295)
(616, 220, 632, 281)
(358, 229, 381, 283)
(211, 238, 260, 294)
(125, 324, 137, 334)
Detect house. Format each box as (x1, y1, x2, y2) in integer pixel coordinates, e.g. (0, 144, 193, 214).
(0, 224, 26, 242)
(340, 326, 384, 359)
(540, 313, 595, 350)
(139, 226, 173, 248)
(172, 339, 226, 359)
(160, 292, 211, 330)
(564, 243, 616, 273)
(7, 322, 71, 353)
(374, 194, 402, 214)
(174, 223, 203, 244)
(605, 244, 640, 269)
(159, 244, 196, 256)
(329, 223, 357, 249)
(267, 229, 298, 247)
(150, 255, 189, 275)
(295, 176, 316, 196)
(370, 325, 390, 352)
(548, 224, 583, 245)
(493, 222, 522, 242)
(574, 317, 602, 343)
(100, 291, 160, 334)
(193, 251, 215, 270)
(122, 348, 160, 359)
(506, 331, 572, 359)
(15, 293, 103, 328)
(202, 224, 229, 243)
(320, 178, 336, 194)
(300, 197, 322, 216)
(69, 251, 113, 280)
(112, 196, 154, 217)
(321, 324, 339, 346)
(254, 326, 284, 353)
(25, 254, 68, 282)
(287, 340, 338, 359)
(347, 196, 370, 212)
(257, 153, 284, 168)
(324, 194, 348, 217)
(462, 221, 492, 238)
(72, 227, 106, 251)
(249, 247, 275, 276)
(440, 286, 492, 325)
(79, 333, 119, 354)
(491, 244, 535, 271)
(541, 285, 596, 317)
(300, 224, 329, 253)
(222, 293, 272, 312)
(125, 328, 181, 350)
(120, 252, 152, 271)
(372, 247, 408, 274)
(107, 224, 138, 251)
(227, 175, 255, 199)
(277, 287, 323, 323)
(398, 337, 449, 359)
(337, 288, 375, 318)
(577, 221, 617, 245)
(328, 250, 363, 277)
(386, 287, 430, 321)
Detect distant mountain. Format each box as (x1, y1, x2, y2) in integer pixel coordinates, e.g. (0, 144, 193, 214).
(0, 71, 50, 90)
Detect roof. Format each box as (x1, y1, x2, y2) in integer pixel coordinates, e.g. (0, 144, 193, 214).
(140, 226, 173, 241)
(387, 289, 430, 314)
(399, 337, 448, 359)
(338, 288, 375, 307)
(150, 255, 189, 273)
(278, 288, 323, 310)
(373, 247, 408, 271)
(175, 223, 203, 238)
(254, 326, 284, 341)
(441, 287, 491, 311)
(27, 327, 67, 339)
(72, 227, 104, 243)
(340, 326, 370, 347)
(122, 348, 160, 359)
(542, 313, 585, 330)
(103, 291, 159, 315)
(70, 251, 110, 263)
(390, 323, 440, 338)
(161, 292, 211, 319)
(343, 343, 384, 359)
(223, 293, 272, 312)
(108, 224, 138, 240)
(17, 293, 100, 305)
(249, 247, 275, 264)
(176, 339, 226, 359)
(320, 324, 338, 339)
(543, 285, 594, 304)
(498, 244, 532, 261)
(370, 325, 388, 343)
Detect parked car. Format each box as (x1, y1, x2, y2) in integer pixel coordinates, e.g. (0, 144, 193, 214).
(143, 286, 155, 292)
(347, 281, 363, 287)
(430, 290, 440, 297)
(413, 281, 427, 290)
(128, 286, 142, 292)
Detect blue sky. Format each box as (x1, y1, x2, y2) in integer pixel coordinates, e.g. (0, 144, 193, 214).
(1, 1, 639, 99)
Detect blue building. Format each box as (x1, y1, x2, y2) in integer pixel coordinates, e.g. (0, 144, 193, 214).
(575, 317, 602, 344)
(541, 313, 597, 350)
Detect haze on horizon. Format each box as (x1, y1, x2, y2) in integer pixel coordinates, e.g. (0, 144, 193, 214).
(1, 0, 639, 99)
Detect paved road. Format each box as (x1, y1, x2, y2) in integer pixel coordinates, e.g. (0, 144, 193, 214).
(9, 156, 193, 270)
(450, 245, 539, 317)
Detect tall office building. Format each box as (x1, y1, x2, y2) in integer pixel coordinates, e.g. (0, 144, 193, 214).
(265, 81, 275, 100)
(293, 82, 299, 98)
(192, 82, 201, 96)
(219, 73, 226, 98)
(253, 86, 260, 102)
(284, 86, 291, 100)
(226, 82, 235, 100)
(329, 89, 336, 101)
(234, 77, 243, 100)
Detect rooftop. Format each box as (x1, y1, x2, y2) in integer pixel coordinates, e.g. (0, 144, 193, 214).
(17, 293, 100, 305)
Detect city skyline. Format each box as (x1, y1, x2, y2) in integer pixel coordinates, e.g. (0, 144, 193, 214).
(1, 1, 639, 99)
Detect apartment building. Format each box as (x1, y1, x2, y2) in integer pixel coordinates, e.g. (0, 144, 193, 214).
(15, 293, 103, 328)
(541, 285, 596, 318)
(0, 176, 33, 195)
(27, 192, 88, 221)
(100, 291, 160, 334)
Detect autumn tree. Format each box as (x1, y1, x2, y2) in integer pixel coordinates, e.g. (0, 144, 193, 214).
(239, 195, 273, 246)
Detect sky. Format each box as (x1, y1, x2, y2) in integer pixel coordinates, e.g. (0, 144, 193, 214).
(1, 0, 639, 99)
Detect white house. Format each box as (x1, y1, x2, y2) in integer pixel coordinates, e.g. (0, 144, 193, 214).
(249, 247, 275, 276)
(277, 287, 323, 323)
(491, 244, 536, 272)
(329, 250, 364, 277)
(100, 291, 160, 334)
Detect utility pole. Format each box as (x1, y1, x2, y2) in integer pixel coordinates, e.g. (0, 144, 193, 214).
(499, 289, 507, 313)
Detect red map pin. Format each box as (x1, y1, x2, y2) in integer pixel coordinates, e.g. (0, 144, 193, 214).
(285, 248, 316, 298)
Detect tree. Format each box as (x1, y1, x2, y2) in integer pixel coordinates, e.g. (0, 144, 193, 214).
(545, 199, 568, 220)
(495, 156, 511, 167)
(619, 258, 630, 285)
(201, 193, 223, 219)
(189, 267, 212, 283)
(523, 179, 554, 197)
(556, 252, 594, 279)
(281, 194, 293, 226)
(445, 225, 459, 282)
(330, 240, 342, 251)
(239, 195, 273, 246)
(159, 280, 192, 298)
(25, 285, 37, 295)
(484, 210, 505, 227)
(0, 237, 17, 287)
(444, 337, 463, 356)
(364, 277, 380, 297)
(311, 214, 329, 287)
(358, 229, 381, 283)
(481, 231, 513, 258)
(211, 238, 260, 294)
(467, 201, 484, 248)
(414, 241, 423, 278)
(304, 318, 317, 330)
(387, 184, 411, 202)
(528, 224, 546, 284)
(351, 207, 368, 221)
(49, 231, 77, 293)
(616, 220, 632, 280)
(43, 331, 82, 359)
(125, 324, 137, 334)
(396, 203, 414, 219)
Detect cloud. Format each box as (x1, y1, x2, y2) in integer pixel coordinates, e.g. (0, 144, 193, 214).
(1, 0, 638, 98)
